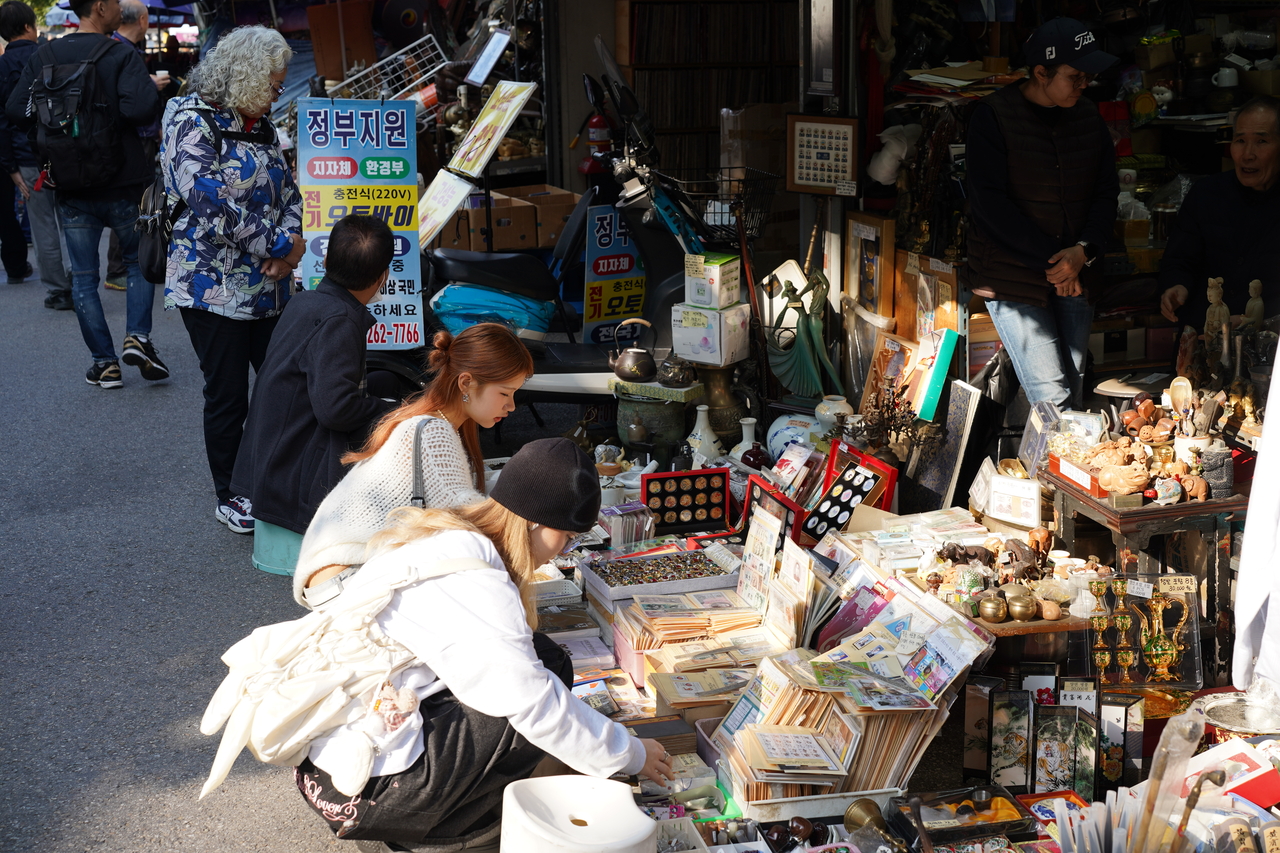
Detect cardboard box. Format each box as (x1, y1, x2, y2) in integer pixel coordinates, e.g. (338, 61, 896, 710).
(684, 252, 741, 308)
(1243, 69, 1280, 96)
(968, 311, 1002, 379)
(671, 302, 751, 366)
(1088, 328, 1145, 363)
(1130, 127, 1162, 154)
(467, 194, 537, 251)
(1128, 246, 1164, 274)
(428, 208, 470, 250)
(1135, 42, 1175, 71)
(499, 183, 581, 248)
(1183, 32, 1214, 55)
(1141, 66, 1177, 89)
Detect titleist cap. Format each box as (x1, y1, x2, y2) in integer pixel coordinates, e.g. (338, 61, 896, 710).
(1024, 18, 1118, 74)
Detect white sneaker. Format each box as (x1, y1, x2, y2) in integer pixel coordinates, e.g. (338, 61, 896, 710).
(216, 496, 255, 533)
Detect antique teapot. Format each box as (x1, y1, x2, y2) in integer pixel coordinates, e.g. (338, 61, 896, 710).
(656, 353, 698, 388)
(608, 318, 656, 382)
(1132, 589, 1189, 682)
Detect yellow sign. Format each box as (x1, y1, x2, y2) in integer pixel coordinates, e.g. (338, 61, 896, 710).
(302, 184, 417, 231)
(584, 276, 645, 324)
(448, 81, 538, 179)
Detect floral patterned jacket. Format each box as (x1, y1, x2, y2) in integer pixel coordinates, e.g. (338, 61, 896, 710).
(161, 95, 303, 320)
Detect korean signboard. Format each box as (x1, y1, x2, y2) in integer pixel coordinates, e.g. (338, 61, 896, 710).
(298, 98, 422, 349)
(583, 204, 646, 344)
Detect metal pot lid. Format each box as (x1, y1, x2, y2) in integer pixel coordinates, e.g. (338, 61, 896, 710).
(1202, 692, 1280, 733)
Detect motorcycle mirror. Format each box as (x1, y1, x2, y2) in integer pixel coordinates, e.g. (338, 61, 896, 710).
(582, 73, 607, 116)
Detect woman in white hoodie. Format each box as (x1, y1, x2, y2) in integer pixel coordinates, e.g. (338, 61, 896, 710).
(292, 438, 673, 851)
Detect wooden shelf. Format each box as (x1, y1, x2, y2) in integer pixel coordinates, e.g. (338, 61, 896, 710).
(976, 614, 1092, 637)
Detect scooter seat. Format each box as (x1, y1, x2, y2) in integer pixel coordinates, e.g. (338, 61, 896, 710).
(428, 248, 560, 303)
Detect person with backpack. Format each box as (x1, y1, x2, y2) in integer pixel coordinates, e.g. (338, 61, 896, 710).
(159, 26, 303, 533)
(4, 0, 165, 387)
(0, 0, 65, 306)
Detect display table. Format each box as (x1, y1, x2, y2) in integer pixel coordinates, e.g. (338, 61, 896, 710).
(975, 614, 1091, 637)
(1042, 467, 1247, 683)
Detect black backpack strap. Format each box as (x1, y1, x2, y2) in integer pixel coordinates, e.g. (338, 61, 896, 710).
(165, 108, 224, 226)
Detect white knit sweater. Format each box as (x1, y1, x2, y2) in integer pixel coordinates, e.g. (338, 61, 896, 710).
(293, 415, 482, 606)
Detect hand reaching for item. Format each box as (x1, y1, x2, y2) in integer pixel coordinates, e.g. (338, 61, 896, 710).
(639, 738, 675, 785)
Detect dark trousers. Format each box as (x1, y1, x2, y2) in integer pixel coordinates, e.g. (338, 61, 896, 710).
(0, 182, 28, 277)
(296, 634, 573, 847)
(180, 307, 279, 502)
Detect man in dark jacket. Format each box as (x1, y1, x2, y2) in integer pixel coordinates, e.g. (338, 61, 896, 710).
(1158, 96, 1280, 332)
(230, 215, 396, 547)
(0, 1, 71, 308)
(966, 18, 1120, 409)
(4, 0, 163, 388)
(0, 0, 39, 291)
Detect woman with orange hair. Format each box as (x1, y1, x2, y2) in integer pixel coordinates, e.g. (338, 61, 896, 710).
(294, 322, 534, 608)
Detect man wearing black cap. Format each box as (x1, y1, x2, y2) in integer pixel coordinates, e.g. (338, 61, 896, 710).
(966, 18, 1120, 409)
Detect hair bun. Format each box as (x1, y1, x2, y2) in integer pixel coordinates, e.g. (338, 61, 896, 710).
(426, 330, 454, 373)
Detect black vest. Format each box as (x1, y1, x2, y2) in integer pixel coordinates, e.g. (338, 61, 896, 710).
(968, 83, 1109, 305)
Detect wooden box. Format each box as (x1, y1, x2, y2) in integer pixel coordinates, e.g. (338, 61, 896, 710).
(1049, 453, 1108, 499)
(893, 250, 960, 344)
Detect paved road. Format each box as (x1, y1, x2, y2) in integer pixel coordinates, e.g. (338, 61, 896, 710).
(0, 274, 580, 853)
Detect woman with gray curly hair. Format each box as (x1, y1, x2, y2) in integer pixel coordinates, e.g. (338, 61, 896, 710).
(161, 26, 305, 534)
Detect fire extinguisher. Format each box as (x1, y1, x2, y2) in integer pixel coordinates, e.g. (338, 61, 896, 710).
(576, 112, 616, 201)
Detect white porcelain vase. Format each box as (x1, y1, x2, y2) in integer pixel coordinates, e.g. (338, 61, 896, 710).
(766, 413, 822, 459)
(729, 417, 758, 460)
(686, 404, 725, 460)
(814, 395, 855, 436)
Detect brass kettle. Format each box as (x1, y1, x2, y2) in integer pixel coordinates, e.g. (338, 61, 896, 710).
(844, 798, 908, 853)
(609, 318, 656, 382)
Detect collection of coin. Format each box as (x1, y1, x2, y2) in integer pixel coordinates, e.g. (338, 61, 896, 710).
(589, 552, 723, 588)
(642, 470, 729, 531)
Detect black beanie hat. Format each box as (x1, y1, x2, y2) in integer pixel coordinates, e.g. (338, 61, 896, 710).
(490, 437, 601, 533)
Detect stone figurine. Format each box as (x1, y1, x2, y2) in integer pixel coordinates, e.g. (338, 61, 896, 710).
(1243, 279, 1265, 331)
(1205, 278, 1230, 352)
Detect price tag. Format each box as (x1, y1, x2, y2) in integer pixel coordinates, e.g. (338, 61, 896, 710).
(851, 222, 877, 241)
(683, 253, 705, 279)
(681, 309, 707, 328)
(896, 629, 927, 655)
(835, 180, 857, 196)
(939, 282, 953, 305)
(1126, 580, 1154, 599)
(1058, 459, 1093, 492)
(929, 257, 954, 275)
(1159, 575, 1198, 595)
(886, 338, 901, 352)
(692, 452, 709, 470)
(905, 252, 920, 276)
(925, 820, 961, 829)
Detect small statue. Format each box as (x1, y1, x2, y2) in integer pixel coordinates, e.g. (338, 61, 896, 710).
(1180, 474, 1209, 501)
(1243, 279, 1265, 331)
(1098, 461, 1150, 495)
(1152, 476, 1183, 505)
(1205, 278, 1231, 351)
(926, 572, 943, 594)
(767, 272, 845, 398)
(1027, 527, 1052, 565)
(1243, 382, 1259, 427)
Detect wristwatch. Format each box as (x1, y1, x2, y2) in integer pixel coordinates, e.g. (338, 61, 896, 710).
(1076, 240, 1099, 267)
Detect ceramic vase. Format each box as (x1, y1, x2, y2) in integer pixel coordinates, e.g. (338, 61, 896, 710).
(741, 441, 770, 470)
(685, 405, 725, 460)
(814, 395, 855, 436)
(729, 417, 758, 460)
(766, 412, 822, 459)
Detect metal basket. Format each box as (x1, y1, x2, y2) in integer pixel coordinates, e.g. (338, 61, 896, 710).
(651, 166, 781, 243)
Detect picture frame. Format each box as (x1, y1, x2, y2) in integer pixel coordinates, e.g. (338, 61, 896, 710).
(1099, 692, 1144, 792)
(901, 379, 981, 513)
(859, 330, 918, 417)
(1031, 705, 1099, 802)
(1057, 677, 1100, 717)
(845, 211, 895, 317)
(1019, 662, 1060, 706)
(786, 114, 859, 196)
(806, 0, 840, 96)
(988, 689, 1034, 794)
(893, 250, 961, 343)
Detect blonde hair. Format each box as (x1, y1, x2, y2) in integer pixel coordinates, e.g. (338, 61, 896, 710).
(190, 27, 291, 114)
(367, 500, 540, 629)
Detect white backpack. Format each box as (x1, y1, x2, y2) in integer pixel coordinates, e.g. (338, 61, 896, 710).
(199, 556, 491, 798)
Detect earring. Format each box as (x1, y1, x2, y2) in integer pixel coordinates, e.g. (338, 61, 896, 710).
(462, 393, 470, 403)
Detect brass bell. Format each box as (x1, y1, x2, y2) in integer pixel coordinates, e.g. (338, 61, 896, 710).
(843, 798, 908, 853)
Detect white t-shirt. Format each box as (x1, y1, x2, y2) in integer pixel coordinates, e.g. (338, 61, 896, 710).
(306, 530, 645, 781)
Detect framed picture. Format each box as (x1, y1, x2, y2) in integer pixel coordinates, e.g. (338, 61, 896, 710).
(1019, 662, 1060, 706)
(989, 689, 1034, 794)
(901, 379, 981, 513)
(1099, 692, 1144, 792)
(786, 114, 859, 196)
(845, 211, 895, 317)
(1057, 677, 1100, 717)
(859, 331, 918, 417)
(806, 0, 840, 96)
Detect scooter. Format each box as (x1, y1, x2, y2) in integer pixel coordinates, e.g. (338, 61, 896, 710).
(368, 36, 773, 404)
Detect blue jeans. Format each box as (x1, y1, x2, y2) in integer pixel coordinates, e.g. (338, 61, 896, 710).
(58, 195, 154, 363)
(985, 294, 1093, 409)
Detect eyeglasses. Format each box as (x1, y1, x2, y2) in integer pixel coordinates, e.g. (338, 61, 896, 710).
(1064, 71, 1095, 89)
(271, 82, 286, 98)
(561, 532, 591, 554)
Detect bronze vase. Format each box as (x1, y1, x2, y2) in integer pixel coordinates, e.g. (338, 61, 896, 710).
(694, 365, 749, 444)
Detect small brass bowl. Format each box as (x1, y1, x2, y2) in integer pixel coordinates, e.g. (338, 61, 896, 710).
(978, 597, 1008, 623)
(1007, 595, 1038, 622)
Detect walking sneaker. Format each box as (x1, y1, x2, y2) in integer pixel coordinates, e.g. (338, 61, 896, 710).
(104, 275, 127, 291)
(7, 262, 32, 284)
(216, 496, 255, 533)
(121, 334, 170, 381)
(85, 361, 123, 388)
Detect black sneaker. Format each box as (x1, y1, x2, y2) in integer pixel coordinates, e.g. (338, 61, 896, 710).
(86, 361, 123, 388)
(44, 292, 72, 310)
(121, 334, 170, 381)
(7, 262, 32, 284)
